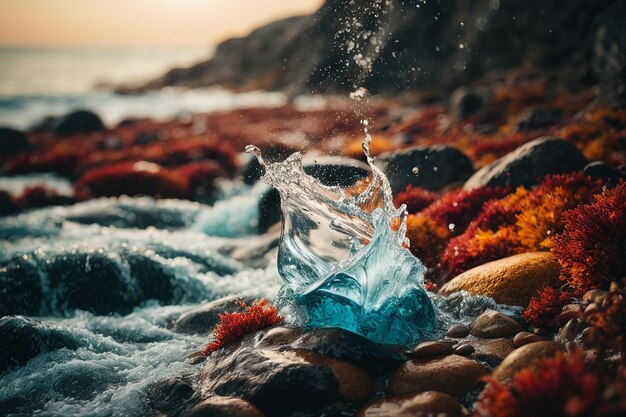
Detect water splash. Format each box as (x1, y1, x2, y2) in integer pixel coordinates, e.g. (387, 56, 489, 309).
(246, 142, 435, 345)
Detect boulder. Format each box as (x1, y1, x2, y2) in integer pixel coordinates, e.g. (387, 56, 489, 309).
(379, 145, 474, 194)
(257, 156, 370, 232)
(0, 127, 29, 156)
(583, 161, 624, 184)
(0, 316, 79, 372)
(439, 252, 561, 306)
(145, 376, 195, 416)
(492, 341, 566, 382)
(463, 137, 587, 190)
(51, 110, 104, 135)
(389, 354, 488, 396)
(470, 309, 523, 338)
(173, 295, 257, 335)
(358, 391, 465, 417)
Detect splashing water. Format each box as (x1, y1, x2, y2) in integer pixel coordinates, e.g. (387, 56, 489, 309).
(246, 140, 435, 345)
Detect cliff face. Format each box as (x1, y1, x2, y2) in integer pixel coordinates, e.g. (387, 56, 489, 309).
(136, 0, 623, 97)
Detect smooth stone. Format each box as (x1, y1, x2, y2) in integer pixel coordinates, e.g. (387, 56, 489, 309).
(145, 376, 195, 415)
(411, 341, 453, 358)
(257, 326, 303, 347)
(185, 396, 265, 417)
(513, 331, 543, 348)
(51, 109, 104, 135)
(492, 341, 566, 382)
(440, 252, 561, 306)
(389, 354, 488, 396)
(447, 324, 470, 338)
(467, 338, 515, 366)
(358, 391, 465, 417)
(463, 137, 587, 190)
(470, 309, 523, 338)
(453, 343, 475, 356)
(173, 295, 257, 335)
(582, 289, 608, 304)
(379, 145, 474, 193)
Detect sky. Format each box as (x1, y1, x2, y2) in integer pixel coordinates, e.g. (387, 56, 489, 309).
(0, 0, 323, 48)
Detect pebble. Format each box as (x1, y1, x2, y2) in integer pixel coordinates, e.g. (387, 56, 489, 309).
(470, 309, 523, 338)
(411, 341, 453, 358)
(447, 324, 470, 338)
(513, 331, 542, 348)
(453, 343, 475, 356)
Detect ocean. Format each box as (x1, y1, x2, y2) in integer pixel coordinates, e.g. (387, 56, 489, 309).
(0, 47, 287, 129)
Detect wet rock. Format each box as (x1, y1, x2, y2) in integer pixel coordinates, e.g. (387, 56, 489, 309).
(0, 257, 44, 317)
(0, 190, 20, 217)
(51, 109, 104, 135)
(470, 309, 523, 338)
(463, 137, 587, 190)
(0, 127, 29, 156)
(453, 343, 475, 356)
(583, 161, 624, 184)
(593, 0, 626, 101)
(173, 295, 257, 335)
(257, 326, 304, 347)
(467, 338, 515, 366)
(379, 145, 474, 193)
(516, 107, 562, 131)
(447, 324, 470, 338)
(186, 396, 265, 417)
(450, 87, 485, 119)
(389, 354, 488, 396)
(440, 252, 561, 306)
(257, 156, 370, 232)
(145, 376, 195, 416)
(513, 331, 543, 348)
(492, 341, 566, 382)
(0, 316, 79, 372)
(358, 391, 465, 417)
(411, 341, 453, 358)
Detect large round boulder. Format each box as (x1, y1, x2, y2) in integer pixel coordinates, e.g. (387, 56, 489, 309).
(463, 137, 587, 190)
(51, 110, 104, 135)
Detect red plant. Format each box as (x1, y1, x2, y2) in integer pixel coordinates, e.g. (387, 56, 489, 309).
(203, 299, 283, 355)
(476, 350, 603, 417)
(551, 182, 626, 295)
(74, 161, 187, 199)
(393, 185, 438, 214)
(522, 287, 572, 329)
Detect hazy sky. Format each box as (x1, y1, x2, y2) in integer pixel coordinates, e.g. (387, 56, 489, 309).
(0, 0, 323, 48)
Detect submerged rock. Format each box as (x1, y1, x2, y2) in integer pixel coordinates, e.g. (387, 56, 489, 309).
(0, 316, 79, 372)
(379, 145, 474, 193)
(463, 137, 588, 190)
(439, 252, 561, 306)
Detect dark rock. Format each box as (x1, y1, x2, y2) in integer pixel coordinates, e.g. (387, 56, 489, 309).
(0, 316, 79, 372)
(0, 127, 29, 156)
(464, 137, 588, 190)
(449, 88, 484, 119)
(359, 391, 465, 417)
(51, 110, 104, 135)
(0, 257, 45, 316)
(453, 343, 475, 356)
(173, 295, 257, 335)
(516, 107, 563, 131)
(583, 161, 624, 184)
(379, 145, 474, 194)
(257, 157, 369, 233)
(593, 0, 626, 101)
(447, 324, 470, 338)
(0, 190, 20, 217)
(145, 376, 195, 416)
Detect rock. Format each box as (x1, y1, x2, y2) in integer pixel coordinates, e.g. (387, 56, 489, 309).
(463, 137, 588, 190)
(186, 396, 264, 417)
(0, 257, 46, 316)
(453, 343, 475, 356)
(0, 191, 20, 217)
(492, 341, 566, 382)
(470, 309, 523, 338)
(583, 161, 624, 184)
(358, 391, 465, 417)
(173, 295, 257, 335)
(0, 127, 29, 156)
(411, 341, 453, 358)
(379, 145, 474, 194)
(0, 316, 79, 372)
(447, 324, 470, 338)
(439, 252, 561, 306)
(257, 156, 370, 232)
(450, 87, 484, 119)
(582, 289, 609, 304)
(51, 110, 104, 135)
(145, 376, 195, 416)
(516, 107, 562, 131)
(593, 0, 626, 101)
(389, 354, 488, 396)
(513, 331, 543, 348)
(467, 338, 515, 366)
(257, 326, 303, 347)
